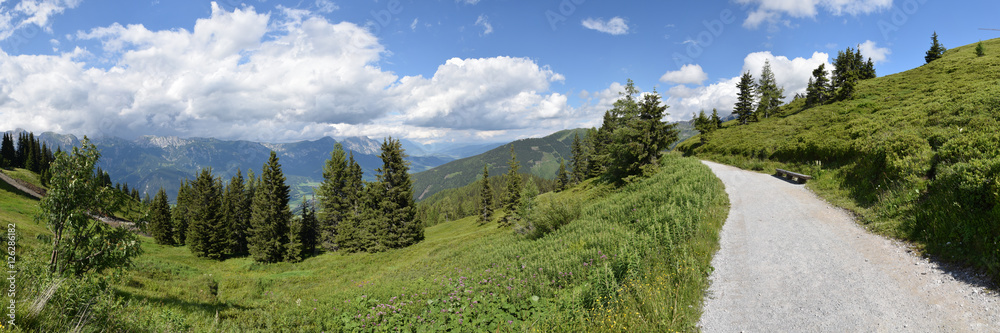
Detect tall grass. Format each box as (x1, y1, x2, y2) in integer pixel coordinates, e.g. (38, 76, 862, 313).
(11, 152, 727, 331)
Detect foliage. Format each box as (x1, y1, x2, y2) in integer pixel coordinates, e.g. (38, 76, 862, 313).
(555, 159, 569, 191)
(372, 137, 424, 250)
(334, 153, 366, 253)
(478, 165, 494, 224)
(501, 146, 522, 226)
(976, 40, 985, 57)
(679, 37, 1000, 282)
(925, 31, 946, 63)
(734, 71, 756, 125)
(755, 60, 786, 119)
(286, 201, 318, 263)
(806, 64, 830, 107)
(172, 180, 191, 245)
(569, 132, 590, 184)
(604, 80, 679, 182)
(248, 151, 292, 263)
(222, 169, 251, 257)
(186, 167, 227, 260)
(694, 109, 719, 144)
(148, 188, 174, 245)
(417, 173, 555, 227)
(38, 137, 142, 277)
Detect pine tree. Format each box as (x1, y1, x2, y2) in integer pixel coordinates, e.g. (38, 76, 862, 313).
(586, 127, 606, 178)
(711, 108, 722, 129)
(335, 153, 366, 253)
(186, 168, 226, 260)
(755, 60, 785, 119)
(14, 133, 27, 168)
(287, 200, 319, 262)
(248, 151, 292, 263)
(695, 110, 716, 144)
(0, 134, 14, 168)
(301, 199, 318, 256)
(806, 64, 829, 107)
(222, 170, 250, 257)
(149, 188, 174, 245)
(606, 87, 678, 180)
(734, 71, 756, 125)
(172, 180, 191, 245)
(925, 31, 946, 63)
(317, 142, 349, 251)
(501, 146, 521, 226)
(831, 47, 861, 101)
(861, 58, 877, 80)
(569, 133, 589, 184)
(976, 41, 985, 57)
(555, 159, 569, 191)
(478, 165, 494, 224)
(373, 138, 422, 249)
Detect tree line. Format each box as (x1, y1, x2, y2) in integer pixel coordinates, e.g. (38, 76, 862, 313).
(146, 138, 422, 262)
(1, 132, 57, 185)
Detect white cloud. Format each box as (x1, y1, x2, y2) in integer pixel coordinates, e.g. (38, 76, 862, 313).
(662, 51, 830, 120)
(314, 0, 339, 13)
(457, 0, 481, 4)
(0, 3, 577, 144)
(858, 40, 890, 63)
(660, 64, 709, 85)
(0, 0, 80, 40)
(475, 14, 493, 35)
(581, 17, 629, 35)
(410, 18, 419, 31)
(738, 0, 891, 29)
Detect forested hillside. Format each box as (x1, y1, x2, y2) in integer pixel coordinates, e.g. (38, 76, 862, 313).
(411, 128, 587, 200)
(680, 37, 1000, 282)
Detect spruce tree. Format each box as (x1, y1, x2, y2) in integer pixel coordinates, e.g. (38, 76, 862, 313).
(711, 108, 722, 129)
(335, 154, 366, 253)
(478, 165, 494, 224)
(606, 87, 677, 180)
(149, 188, 174, 245)
(755, 60, 785, 119)
(806, 64, 830, 107)
(734, 71, 756, 125)
(570, 133, 589, 184)
(831, 47, 860, 101)
(287, 200, 318, 262)
(501, 146, 521, 226)
(695, 110, 715, 144)
(925, 31, 946, 63)
(373, 138, 422, 249)
(586, 126, 607, 178)
(861, 58, 877, 80)
(186, 168, 226, 260)
(555, 159, 569, 191)
(172, 180, 191, 245)
(976, 41, 985, 57)
(223, 170, 250, 257)
(0, 134, 14, 168)
(249, 151, 292, 263)
(301, 199, 318, 256)
(317, 143, 349, 251)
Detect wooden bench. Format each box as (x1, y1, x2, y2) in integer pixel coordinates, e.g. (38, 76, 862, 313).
(775, 168, 813, 184)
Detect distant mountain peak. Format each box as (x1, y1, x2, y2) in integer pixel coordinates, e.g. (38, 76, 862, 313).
(139, 135, 191, 149)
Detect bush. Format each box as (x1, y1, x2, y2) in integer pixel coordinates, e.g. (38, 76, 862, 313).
(516, 197, 582, 240)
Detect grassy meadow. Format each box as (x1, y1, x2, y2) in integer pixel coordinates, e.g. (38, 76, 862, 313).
(8, 152, 728, 331)
(679, 38, 1000, 282)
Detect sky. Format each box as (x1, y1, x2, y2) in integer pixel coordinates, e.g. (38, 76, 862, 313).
(0, 0, 997, 144)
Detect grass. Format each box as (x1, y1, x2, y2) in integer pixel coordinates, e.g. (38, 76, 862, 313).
(679, 37, 1000, 282)
(9, 152, 728, 331)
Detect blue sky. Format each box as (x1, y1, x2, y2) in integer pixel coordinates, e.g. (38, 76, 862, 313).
(0, 0, 997, 144)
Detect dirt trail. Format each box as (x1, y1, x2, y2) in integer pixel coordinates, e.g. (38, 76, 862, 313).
(698, 160, 999, 332)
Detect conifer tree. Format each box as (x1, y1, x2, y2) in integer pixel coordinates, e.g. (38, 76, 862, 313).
(0, 134, 14, 168)
(695, 110, 716, 144)
(806, 64, 830, 107)
(831, 47, 861, 101)
(172, 180, 191, 245)
(301, 199, 318, 256)
(711, 108, 722, 128)
(186, 168, 226, 260)
(586, 127, 606, 178)
(373, 138, 422, 249)
(570, 133, 589, 184)
(734, 71, 756, 125)
(606, 86, 677, 180)
(249, 151, 292, 263)
(755, 60, 785, 119)
(861, 58, 877, 80)
(148, 188, 174, 245)
(925, 31, 946, 63)
(976, 41, 985, 57)
(478, 164, 494, 224)
(335, 154, 366, 253)
(287, 200, 319, 262)
(222, 170, 250, 257)
(555, 159, 569, 191)
(501, 146, 521, 226)
(317, 143, 349, 251)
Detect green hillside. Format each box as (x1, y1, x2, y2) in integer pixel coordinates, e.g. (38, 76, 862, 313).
(411, 128, 588, 200)
(679, 38, 1000, 281)
(11, 153, 729, 331)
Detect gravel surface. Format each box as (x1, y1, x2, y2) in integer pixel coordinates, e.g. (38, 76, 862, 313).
(698, 161, 1000, 332)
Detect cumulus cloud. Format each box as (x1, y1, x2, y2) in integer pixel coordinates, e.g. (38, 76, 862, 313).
(0, 0, 81, 40)
(858, 39, 890, 63)
(0, 2, 575, 144)
(475, 14, 493, 35)
(738, 0, 891, 29)
(581, 17, 629, 35)
(660, 64, 709, 85)
(663, 51, 830, 120)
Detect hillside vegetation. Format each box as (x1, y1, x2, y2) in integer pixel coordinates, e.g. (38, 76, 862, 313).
(411, 129, 587, 200)
(11, 153, 728, 331)
(679, 38, 1000, 281)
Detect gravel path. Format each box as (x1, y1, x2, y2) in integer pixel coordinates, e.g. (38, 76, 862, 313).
(698, 160, 1000, 332)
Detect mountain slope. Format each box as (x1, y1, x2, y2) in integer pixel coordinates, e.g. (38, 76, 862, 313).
(679, 38, 1000, 282)
(16, 133, 455, 204)
(411, 128, 587, 200)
